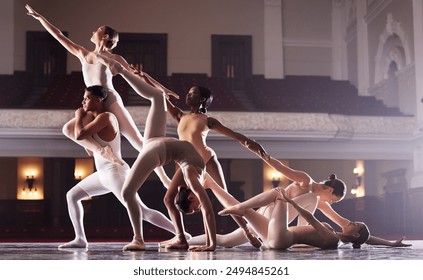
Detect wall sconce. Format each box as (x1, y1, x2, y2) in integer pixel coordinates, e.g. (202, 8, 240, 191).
(353, 167, 362, 187)
(271, 173, 281, 188)
(22, 174, 37, 195)
(74, 170, 83, 183)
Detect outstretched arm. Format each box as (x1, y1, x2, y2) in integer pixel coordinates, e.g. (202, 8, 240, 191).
(208, 117, 269, 159)
(25, 4, 87, 59)
(263, 156, 312, 189)
(366, 236, 411, 247)
(317, 200, 411, 247)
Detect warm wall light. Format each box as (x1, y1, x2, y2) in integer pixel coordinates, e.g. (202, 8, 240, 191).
(74, 170, 83, 182)
(22, 171, 37, 196)
(353, 167, 362, 187)
(271, 172, 281, 188)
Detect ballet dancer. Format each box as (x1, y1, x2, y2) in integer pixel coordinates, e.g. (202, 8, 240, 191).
(220, 187, 370, 249)
(127, 72, 267, 249)
(59, 85, 176, 249)
(184, 154, 410, 248)
(25, 4, 172, 187)
(96, 54, 216, 252)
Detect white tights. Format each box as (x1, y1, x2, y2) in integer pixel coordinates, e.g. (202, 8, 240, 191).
(189, 192, 317, 247)
(59, 168, 175, 248)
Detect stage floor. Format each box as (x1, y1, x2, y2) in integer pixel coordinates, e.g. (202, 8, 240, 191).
(1, 240, 422, 260)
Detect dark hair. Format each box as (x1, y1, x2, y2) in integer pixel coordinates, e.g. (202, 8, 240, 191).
(86, 85, 107, 101)
(104, 26, 119, 50)
(174, 186, 192, 214)
(196, 85, 213, 114)
(323, 174, 346, 200)
(351, 223, 370, 249)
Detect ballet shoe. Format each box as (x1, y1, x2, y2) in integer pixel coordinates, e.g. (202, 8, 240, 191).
(58, 238, 88, 249)
(99, 146, 125, 166)
(96, 53, 123, 76)
(244, 229, 262, 249)
(123, 238, 146, 251)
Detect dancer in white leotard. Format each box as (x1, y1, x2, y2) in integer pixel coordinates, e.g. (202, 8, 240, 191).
(59, 85, 176, 249)
(25, 4, 172, 187)
(96, 54, 216, 252)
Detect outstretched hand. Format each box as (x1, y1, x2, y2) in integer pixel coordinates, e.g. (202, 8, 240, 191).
(25, 4, 41, 19)
(392, 237, 412, 247)
(244, 139, 270, 160)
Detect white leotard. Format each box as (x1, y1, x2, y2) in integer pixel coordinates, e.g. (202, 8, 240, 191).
(78, 115, 129, 196)
(81, 58, 121, 107)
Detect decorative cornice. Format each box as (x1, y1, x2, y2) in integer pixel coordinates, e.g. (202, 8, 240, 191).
(0, 108, 415, 141)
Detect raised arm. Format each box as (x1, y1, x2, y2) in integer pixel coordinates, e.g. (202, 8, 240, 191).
(25, 4, 87, 60)
(207, 117, 268, 159)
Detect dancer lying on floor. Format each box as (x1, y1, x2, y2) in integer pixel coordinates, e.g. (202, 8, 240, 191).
(97, 54, 216, 251)
(218, 187, 370, 249)
(181, 157, 410, 248)
(59, 85, 176, 249)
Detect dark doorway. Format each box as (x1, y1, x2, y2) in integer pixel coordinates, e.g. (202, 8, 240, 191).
(114, 33, 167, 78)
(26, 31, 67, 88)
(212, 35, 252, 93)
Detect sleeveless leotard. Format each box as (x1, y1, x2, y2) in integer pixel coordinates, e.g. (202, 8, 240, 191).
(78, 114, 129, 196)
(177, 113, 216, 164)
(81, 57, 121, 108)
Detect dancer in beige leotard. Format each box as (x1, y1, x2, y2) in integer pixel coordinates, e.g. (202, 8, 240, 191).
(148, 84, 268, 249)
(96, 54, 216, 251)
(25, 4, 173, 188)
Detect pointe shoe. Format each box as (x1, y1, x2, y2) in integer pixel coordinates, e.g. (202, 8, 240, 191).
(99, 145, 125, 166)
(244, 230, 262, 249)
(96, 53, 123, 76)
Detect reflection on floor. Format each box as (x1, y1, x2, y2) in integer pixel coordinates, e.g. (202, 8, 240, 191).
(0, 240, 422, 260)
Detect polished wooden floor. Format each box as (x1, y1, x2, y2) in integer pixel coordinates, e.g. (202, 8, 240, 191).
(0, 240, 422, 260)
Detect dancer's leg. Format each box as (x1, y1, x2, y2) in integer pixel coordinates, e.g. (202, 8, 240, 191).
(102, 65, 171, 187)
(97, 54, 167, 140)
(121, 146, 163, 251)
(266, 200, 294, 249)
(137, 197, 176, 234)
(189, 228, 247, 248)
(204, 171, 261, 248)
(219, 188, 279, 216)
(59, 173, 109, 249)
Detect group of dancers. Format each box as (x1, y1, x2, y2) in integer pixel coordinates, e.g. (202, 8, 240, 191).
(25, 4, 411, 252)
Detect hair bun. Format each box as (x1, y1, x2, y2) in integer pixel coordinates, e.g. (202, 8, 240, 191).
(329, 174, 337, 180)
(352, 243, 361, 249)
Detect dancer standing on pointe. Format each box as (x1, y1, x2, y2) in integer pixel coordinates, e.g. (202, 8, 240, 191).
(59, 85, 176, 249)
(96, 54, 216, 252)
(25, 4, 172, 187)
